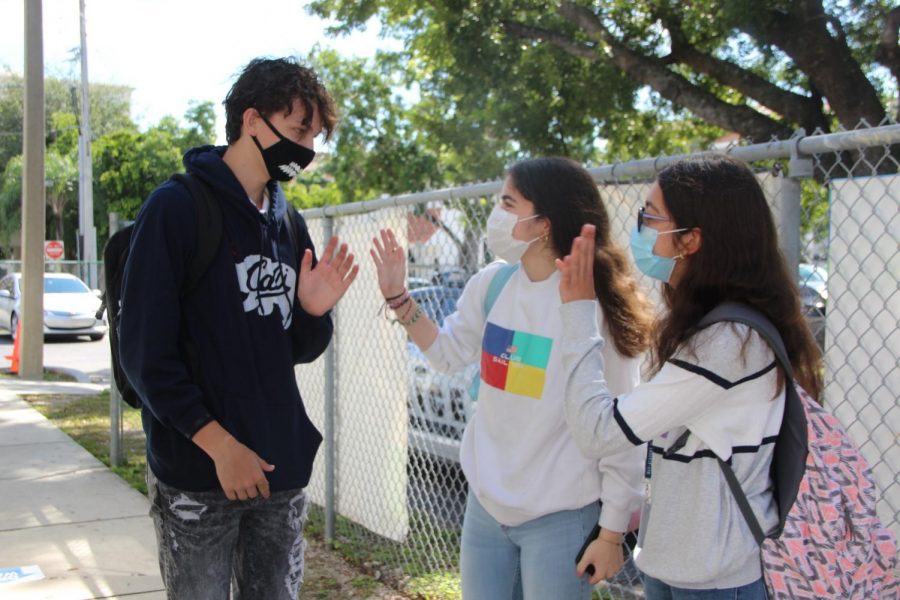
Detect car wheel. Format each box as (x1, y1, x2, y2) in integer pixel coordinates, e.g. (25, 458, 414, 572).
(89, 334, 104, 341)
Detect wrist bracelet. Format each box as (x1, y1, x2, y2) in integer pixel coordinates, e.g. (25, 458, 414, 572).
(384, 289, 407, 302)
(399, 305, 423, 327)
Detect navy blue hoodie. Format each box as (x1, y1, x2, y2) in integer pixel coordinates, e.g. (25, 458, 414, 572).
(119, 146, 330, 492)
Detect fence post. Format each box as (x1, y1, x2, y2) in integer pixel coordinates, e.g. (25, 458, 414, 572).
(108, 211, 124, 467)
(780, 133, 812, 273)
(323, 215, 336, 546)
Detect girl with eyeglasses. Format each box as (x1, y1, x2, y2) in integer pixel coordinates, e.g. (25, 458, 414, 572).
(371, 157, 654, 598)
(557, 153, 823, 599)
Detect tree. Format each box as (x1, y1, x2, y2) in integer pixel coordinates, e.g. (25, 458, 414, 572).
(0, 71, 133, 174)
(310, 0, 897, 156)
(304, 48, 444, 203)
(91, 102, 218, 244)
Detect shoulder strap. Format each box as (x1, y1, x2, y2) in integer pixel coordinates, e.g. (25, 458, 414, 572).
(171, 173, 223, 295)
(284, 204, 303, 261)
(482, 263, 519, 317)
(696, 301, 808, 543)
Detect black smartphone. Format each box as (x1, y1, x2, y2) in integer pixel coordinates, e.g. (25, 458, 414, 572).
(574, 523, 601, 577)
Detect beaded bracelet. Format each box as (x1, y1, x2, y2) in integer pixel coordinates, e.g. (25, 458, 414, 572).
(399, 305, 423, 327)
(391, 299, 416, 324)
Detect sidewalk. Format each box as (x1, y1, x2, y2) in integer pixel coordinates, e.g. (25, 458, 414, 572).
(0, 379, 164, 600)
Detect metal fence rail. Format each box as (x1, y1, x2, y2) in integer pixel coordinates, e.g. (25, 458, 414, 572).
(297, 123, 900, 597)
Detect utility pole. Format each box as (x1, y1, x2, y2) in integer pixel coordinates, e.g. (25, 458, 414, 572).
(78, 0, 97, 288)
(21, 0, 45, 380)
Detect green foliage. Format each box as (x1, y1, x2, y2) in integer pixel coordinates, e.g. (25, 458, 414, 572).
(309, 0, 896, 165)
(0, 71, 133, 174)
(92, 127, 183, 221)
(306, 48, 444, 203)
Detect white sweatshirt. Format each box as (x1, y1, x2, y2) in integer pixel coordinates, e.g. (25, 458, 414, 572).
(423, 261, 644, 531)
(560, 299, 784, 589)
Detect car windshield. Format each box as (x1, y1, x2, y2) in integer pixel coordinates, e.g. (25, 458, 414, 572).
(43, 277, 90, 294)
(799, 264, 827, 287)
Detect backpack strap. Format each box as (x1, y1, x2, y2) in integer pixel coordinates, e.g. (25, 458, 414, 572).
(171, 173, 223, 295)
(482, 263, 519, 317)
(283, 204, 304, 262)
(695, 301, 808, 543)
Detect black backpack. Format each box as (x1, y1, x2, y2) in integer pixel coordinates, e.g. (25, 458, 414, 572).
(99, 173, 222, 408)
(99, 173, 305, 409)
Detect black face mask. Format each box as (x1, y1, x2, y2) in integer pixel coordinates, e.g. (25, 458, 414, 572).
(251, 113, 316, 181)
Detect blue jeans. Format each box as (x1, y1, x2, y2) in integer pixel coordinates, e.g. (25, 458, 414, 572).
(147, 471, 309, 600)
(643, 573, 768, 600)
(460, 491, 600, 600)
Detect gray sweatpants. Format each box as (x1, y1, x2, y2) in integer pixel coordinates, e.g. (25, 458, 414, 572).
(147, 470, 309, 600)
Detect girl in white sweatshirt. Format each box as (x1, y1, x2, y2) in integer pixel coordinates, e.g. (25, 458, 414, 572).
(556, 154, 823, 599)
(370, 157, 654, 598)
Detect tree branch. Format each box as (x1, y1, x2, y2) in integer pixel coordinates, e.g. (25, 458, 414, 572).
(557, 2, 793, 141)
(663, 14, 827, 133)
(742, 0, 886, 128)
(501, 21, 599, 61)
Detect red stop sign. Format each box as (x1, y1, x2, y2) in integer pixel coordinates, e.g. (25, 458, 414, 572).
(44, 240, 64, 261)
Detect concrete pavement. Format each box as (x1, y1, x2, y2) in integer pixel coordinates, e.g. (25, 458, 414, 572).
(0, 379, 164, 600)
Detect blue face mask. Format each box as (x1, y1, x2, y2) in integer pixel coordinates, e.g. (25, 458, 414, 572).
(629, 225, 687, 283)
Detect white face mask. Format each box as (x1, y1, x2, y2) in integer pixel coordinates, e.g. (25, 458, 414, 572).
(486, 204, 542, 263)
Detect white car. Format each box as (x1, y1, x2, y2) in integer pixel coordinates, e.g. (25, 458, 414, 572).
(0, 272, 108, 341)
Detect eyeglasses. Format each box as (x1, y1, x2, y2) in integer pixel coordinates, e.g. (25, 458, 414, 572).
(637, 207, 672, 232)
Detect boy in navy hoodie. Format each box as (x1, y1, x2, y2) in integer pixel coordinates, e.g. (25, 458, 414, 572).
(119, 57, 358, 599)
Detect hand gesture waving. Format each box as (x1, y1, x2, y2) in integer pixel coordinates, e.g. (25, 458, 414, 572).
(297, 235, 359, 317)
(556, 223, 598, 303)
(370, 228, 407, 299)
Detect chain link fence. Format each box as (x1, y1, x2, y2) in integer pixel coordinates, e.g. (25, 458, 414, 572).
(295, 123, 899, 598)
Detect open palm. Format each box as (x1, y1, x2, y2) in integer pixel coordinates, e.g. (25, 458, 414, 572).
(370, 228, 407, 298)
(297, 235, 359, 317)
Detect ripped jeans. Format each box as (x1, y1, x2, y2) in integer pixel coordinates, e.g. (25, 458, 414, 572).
(147, 470, 309, 600)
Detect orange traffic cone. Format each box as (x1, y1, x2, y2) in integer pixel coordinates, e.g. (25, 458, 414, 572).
(5, 320, 20, 374)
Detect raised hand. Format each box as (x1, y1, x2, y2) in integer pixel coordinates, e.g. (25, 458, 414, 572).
(556, 223, 597, 303)
(370, 228, 407, 299)
(297, 235, 359, 317)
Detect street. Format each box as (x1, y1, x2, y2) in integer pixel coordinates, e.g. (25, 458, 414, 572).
(0, 333, 110, 384)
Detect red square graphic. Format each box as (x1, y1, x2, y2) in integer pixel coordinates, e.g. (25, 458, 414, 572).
(480, 350, 509, 390)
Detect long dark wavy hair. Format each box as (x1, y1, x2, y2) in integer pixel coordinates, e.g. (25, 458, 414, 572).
(651, 154, 823, 399)
(507, 157, 654, 358)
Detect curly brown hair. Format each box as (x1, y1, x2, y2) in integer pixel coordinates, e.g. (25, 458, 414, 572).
(224, 57, 337, 144)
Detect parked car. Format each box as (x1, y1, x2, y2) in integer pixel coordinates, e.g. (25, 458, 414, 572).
(798, 262, 827, 316)
(430, 267, 470, 289)
(0, 272, 107, 341)
(407, 285, 478, 462)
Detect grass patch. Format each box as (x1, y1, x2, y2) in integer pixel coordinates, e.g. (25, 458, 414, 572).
(25, 391, 147, 493)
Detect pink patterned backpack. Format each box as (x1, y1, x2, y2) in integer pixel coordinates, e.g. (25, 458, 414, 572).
(699, 303, 898, 599)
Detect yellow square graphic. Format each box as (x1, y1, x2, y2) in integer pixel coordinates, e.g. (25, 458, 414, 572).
(505, 362, 545, 399)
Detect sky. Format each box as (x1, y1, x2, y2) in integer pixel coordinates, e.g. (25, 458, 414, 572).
(0, 0, 401, 142)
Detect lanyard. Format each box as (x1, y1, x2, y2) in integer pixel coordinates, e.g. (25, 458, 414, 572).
(644, 443, 654, 505)
(644, 430, 691, 506)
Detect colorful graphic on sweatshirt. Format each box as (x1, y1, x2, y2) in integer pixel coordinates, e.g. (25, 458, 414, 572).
(480, 322, 553, 399)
